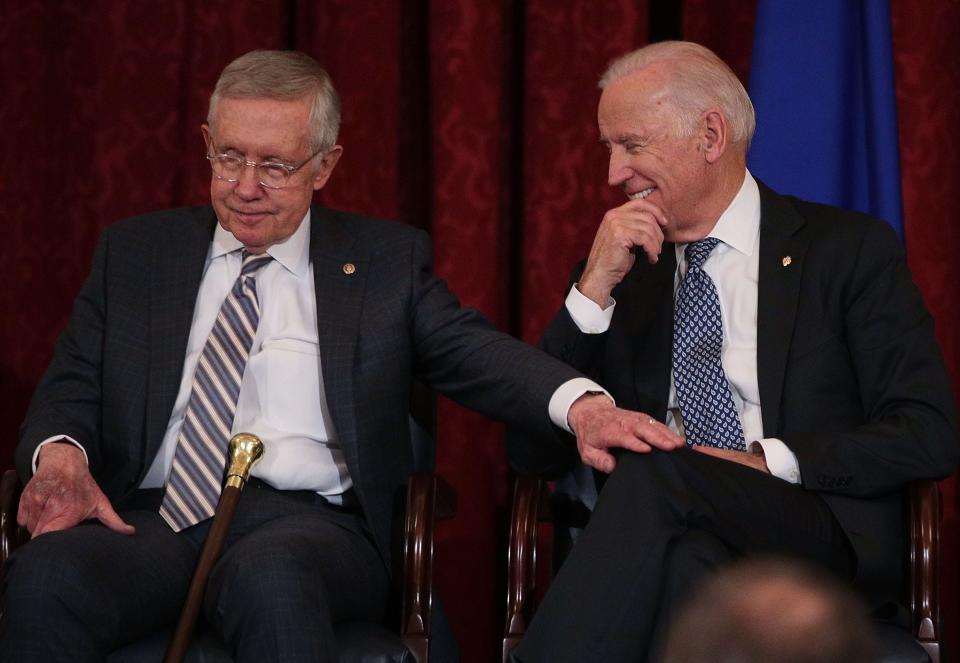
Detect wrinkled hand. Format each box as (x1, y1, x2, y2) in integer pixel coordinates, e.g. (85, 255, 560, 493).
(568, 393, 685, 473)
(18, 442, 135, 537)
(693, 445, 770, 474)
(578, 198, 669, 307)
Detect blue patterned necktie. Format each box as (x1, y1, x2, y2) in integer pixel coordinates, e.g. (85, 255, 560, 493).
(672, 238, 745, 450)
(160, 250, 272, 531)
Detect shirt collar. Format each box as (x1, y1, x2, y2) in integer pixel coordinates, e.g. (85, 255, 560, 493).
(210, 209, 312, 277)
(707, 169, 761, 257)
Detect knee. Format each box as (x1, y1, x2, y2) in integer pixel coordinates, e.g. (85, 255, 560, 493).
(667, 530, 732, 575)
(663, 530, 733, 606)
(598, 449, 690, 516)
(208, 543, 324, 620)
(2, 533, 117, 630)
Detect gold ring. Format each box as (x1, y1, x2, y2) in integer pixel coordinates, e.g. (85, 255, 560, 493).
(647, 418, 655, 425)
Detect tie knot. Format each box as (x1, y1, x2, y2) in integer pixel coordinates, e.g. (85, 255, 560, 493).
(240, 251, 272, 276)
(684, 237, 721, 271)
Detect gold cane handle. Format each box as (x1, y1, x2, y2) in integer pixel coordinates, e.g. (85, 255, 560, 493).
(225, 433, 264, 489)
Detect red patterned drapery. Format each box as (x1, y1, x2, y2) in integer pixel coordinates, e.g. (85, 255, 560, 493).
(2, 2, 957, 661)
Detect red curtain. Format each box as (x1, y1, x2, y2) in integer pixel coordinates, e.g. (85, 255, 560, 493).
(2, 2, 957, 661)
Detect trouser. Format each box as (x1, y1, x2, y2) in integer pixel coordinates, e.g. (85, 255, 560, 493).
(512, 447, 855, 663)
(0, 479, 388, 663)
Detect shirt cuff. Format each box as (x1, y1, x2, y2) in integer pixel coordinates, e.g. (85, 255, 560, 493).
(32, 435, 89, 474)
(549, 378, 615, 434)
(750, 438, 801, 484)
(565, 284, 615, 334)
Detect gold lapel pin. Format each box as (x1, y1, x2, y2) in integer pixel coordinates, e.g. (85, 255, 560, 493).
(782, 256, 792, 267)
(342, 262, 356, 275)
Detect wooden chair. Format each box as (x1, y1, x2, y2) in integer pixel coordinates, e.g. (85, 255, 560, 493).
(502, 476, 942, 663)
(0, 386, 456, 663)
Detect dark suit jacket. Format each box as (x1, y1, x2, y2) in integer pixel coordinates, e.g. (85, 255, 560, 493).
(508, 182, 959, 603)
(18, 204, 580, 571)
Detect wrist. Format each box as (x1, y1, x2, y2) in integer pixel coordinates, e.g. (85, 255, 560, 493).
(37, 440, 84, 466)
(576, 276, 613, 309)
(568, 392, 611, 433)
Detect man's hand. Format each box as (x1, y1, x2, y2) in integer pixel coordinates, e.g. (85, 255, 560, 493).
(568, 393, 685, 473)
(578, 198, 669, 307)
(18, 442, 135, 537)
(693, 445, 770, 474)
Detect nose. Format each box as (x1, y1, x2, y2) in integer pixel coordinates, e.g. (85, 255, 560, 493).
(607, 148, 632, 188)
(233, 162, 263, 200)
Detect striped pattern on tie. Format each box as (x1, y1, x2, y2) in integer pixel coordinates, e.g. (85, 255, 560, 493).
(159, 251, 272, 531)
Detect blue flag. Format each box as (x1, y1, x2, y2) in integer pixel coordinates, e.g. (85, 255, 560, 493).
(747, 0, 904, 238)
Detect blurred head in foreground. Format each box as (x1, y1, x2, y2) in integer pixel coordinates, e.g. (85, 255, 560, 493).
(660, 557, 876, 663)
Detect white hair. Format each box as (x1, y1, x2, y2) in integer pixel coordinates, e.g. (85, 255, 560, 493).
(600, 41, 755, 147)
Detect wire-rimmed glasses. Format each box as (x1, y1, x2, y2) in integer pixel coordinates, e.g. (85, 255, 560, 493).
(206, 147, 324, 189)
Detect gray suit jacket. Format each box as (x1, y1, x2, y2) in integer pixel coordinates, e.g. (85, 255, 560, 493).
(19, 205, 580, 570)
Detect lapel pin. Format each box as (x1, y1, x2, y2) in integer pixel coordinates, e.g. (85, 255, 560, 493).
(342, 262, 356, 275)
(782, 256, 792, 267)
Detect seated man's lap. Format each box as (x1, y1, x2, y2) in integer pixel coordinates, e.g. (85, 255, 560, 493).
(2, 482, 388, 659)
(1, 508, 197, 655)
(205, 482, 389, 632)
(597, 447, 855, 577)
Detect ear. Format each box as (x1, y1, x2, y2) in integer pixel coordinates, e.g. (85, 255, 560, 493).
(312, 145, 344, 191)
(201, 124, 213, 151)
(698, 110, 727, 164)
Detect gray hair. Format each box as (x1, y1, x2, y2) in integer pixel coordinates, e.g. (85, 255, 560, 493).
(208, 50, 341, 152)
(600, 41, 755, 148)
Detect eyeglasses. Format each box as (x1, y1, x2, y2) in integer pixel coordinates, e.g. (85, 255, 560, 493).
(206, 147, 324, 190)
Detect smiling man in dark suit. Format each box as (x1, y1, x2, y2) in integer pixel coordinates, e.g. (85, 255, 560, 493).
(509, 41, 959, 662)
(0, 51, 684, 663)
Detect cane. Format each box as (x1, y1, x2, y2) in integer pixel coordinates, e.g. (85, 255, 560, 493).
(163, 433, 264, 663)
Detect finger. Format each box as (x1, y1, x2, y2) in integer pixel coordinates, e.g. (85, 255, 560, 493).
(582, 447, 617, 474)
(620, 198, 669, 227)
(601, 431, 653, 455)
(16, 494, 36, 532)
(31, 501, 79, 537)
(95, 499, 136, 535)
(634, 417, 685, 449)
(17, 485, 48, 533)
(32, 515, 72, 537)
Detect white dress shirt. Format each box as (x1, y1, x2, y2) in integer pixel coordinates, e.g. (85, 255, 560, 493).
(142, 212, 353, 501)
(565, 170, 801, 484)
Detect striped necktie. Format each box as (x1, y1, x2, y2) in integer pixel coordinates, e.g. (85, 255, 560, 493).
(160, 250, 272, 531)
(672, 238, 745, 450)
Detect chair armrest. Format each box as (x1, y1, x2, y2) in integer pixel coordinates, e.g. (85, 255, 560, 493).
(502, 475, 546, 663)
(401, 472, 456, 663)
(909, 478, 939, 657)
(1, 469, 27, 571)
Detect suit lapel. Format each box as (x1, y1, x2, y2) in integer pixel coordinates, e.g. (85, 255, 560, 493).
(627, 248, 677, 417)
(145, 209, 215, 467)
(309, 206, 369, 471)
(756, 183, 808, 437)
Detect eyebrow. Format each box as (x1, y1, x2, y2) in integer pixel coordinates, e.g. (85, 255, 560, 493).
(599, 132, 648, 146)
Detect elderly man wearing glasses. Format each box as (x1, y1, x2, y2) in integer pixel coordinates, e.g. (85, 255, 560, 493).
(0, 51, 678, 662)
